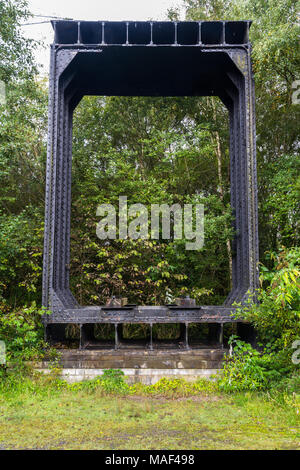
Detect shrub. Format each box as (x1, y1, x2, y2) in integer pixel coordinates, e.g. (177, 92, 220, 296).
(129, 376, 218, 397)
(66, 369, 130, 395)
(218, 339, 269, 392)
(0, 302, 49, 364)
(218, 335, 299, 393)
(235, 247, 300, 352)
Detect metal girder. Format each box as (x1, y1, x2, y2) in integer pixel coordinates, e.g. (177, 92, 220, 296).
(42, 20, 259, 334)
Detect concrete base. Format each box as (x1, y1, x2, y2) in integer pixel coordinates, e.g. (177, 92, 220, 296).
(36, 367, 221, 384)
(32, 348, 226, 384)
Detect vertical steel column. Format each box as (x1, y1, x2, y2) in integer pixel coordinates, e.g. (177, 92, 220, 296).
(115, 323, 120, 350)
(149, 323, 153, 350)
(185, 322, 189, 350)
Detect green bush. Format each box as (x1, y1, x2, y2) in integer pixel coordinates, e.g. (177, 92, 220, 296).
(217, 337, 297, 393)
(0, 302, 48, 362)
(66, 369, 130, 395)
(218, 339, 268, 392)
(218, 247, 300, 394)
(235, 247, 300, 352)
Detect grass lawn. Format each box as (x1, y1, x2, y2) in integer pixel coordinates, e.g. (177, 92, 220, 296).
(0, 383, 299, 450)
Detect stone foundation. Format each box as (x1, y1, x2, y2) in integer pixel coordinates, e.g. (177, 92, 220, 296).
(32, 348, 226, 384)
(37, 367, 220, 384)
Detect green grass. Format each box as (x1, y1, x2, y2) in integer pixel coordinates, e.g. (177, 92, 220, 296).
(0, 374, 299, 450)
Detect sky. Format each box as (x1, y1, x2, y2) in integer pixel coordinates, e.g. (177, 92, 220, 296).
(22, 0, 184, 75)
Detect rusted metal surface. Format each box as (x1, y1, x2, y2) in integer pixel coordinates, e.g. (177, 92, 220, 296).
(42, 21, 259, 345)
(45, 305, 237, 324)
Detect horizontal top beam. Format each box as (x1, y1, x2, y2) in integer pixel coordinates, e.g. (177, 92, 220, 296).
(52, 20, 251, 47)
(45, 305, 238, 324)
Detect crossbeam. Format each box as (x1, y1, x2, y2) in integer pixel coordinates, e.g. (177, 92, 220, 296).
(52, 20, 251, 47)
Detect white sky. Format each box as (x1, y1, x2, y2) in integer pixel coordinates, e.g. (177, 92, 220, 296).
(22, 0, 184, 75)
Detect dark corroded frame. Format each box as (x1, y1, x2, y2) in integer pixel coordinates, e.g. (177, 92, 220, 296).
(43, 21, 259, 347)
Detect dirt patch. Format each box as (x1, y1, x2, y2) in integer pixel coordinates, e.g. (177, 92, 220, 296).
(120, 394, 222, 403)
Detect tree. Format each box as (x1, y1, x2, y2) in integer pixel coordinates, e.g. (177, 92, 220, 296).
(70, 95, 233, 305)
(0, 0, 47, 305)
(0, 0, 37, 82)
(182, 0, 300, 256)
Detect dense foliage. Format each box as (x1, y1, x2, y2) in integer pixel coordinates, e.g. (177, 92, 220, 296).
(71, 95, 232, 305)
(236, 247, 300, 349)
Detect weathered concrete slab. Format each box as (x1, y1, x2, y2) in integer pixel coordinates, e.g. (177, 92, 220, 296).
(36, 367, 221, 384)
(36, 348, 227, 370)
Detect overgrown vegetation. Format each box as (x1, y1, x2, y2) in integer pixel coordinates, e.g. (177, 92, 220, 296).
(236, 247, 300, 350)
(0, 367, 299, 449)
(224, 246, 300, 393)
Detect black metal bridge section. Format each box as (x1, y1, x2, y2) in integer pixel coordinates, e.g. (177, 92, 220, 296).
(43, 20, 259, 349)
